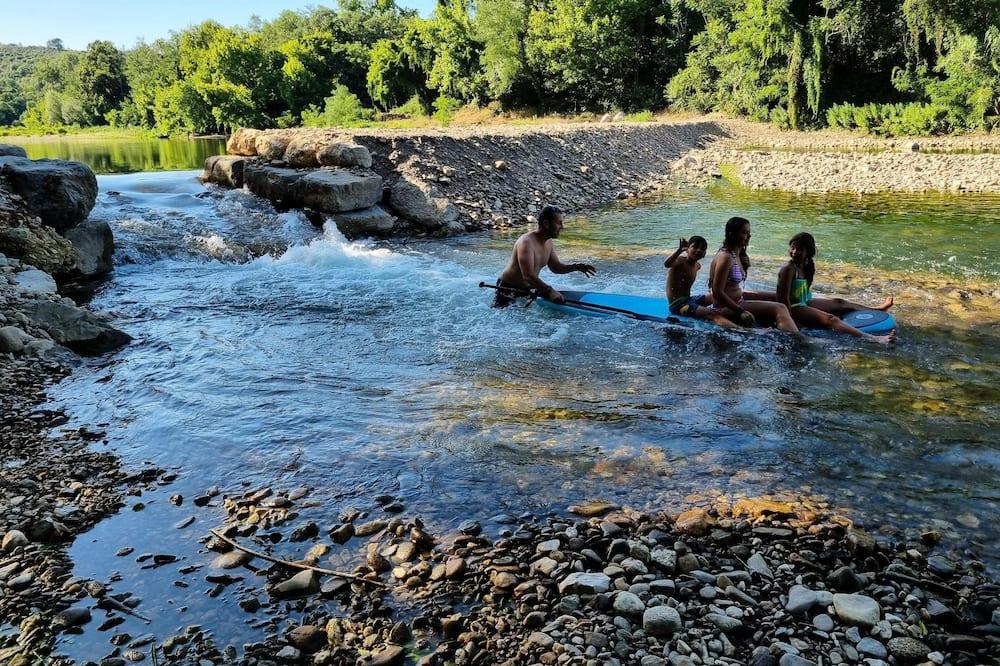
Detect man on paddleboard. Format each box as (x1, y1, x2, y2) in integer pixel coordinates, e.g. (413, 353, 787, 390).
(492, 206, 597, 307)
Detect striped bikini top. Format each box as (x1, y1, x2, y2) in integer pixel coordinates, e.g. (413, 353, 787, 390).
(727, 250, 745, 284)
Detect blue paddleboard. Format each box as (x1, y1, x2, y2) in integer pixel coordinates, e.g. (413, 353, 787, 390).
(537, 290, 896, 335)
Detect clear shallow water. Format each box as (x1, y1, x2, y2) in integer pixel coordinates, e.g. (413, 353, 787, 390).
(51, 173, 999, 661)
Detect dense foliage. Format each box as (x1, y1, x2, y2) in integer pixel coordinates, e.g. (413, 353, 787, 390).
(1, 0, 997, 135)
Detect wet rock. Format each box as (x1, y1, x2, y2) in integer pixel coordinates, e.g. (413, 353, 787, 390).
(14, 268, 57, 294)
(387, 178, 459, 229)
(778, 655, 816, 666)
(65, 218, 114, 279)
(275, 645, 301, 661)
(355, 519, 387, 536)
(329, 523, 354, 544)
(568, 500, 619, 517)
(201, 155, 246, 188)
(53, 607, 91, 628)
(331, 205, 397, 238)
(272, 570, 320, 598)
(320, 577, 349, 598)
(295, 170, 383, 213)
(445, 556, 466, 579)
(211, 550, 252, 569)
(0, 144, 27, 157)
(290, 521, 319, 542)
(287, 625, 325, 653)
(674, 508, 714, 535)
(18, 299, 131, 355)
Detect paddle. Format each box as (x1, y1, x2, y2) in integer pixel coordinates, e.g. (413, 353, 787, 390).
(478, 282, 665, 322)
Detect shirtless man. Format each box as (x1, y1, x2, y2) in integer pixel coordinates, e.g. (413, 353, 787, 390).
(492, 205, 597, 307)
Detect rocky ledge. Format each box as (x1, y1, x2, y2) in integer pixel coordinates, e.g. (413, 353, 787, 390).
(0, 144, 130, 358)
(202, 121, 732, 238)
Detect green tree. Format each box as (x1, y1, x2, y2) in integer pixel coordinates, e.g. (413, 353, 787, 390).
(76, 40, 129, 123)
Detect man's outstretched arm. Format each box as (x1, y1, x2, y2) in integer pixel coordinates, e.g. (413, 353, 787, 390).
(547, 247, 596, 276)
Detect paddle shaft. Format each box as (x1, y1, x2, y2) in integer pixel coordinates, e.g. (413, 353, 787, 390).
(478, 281, 662, 321)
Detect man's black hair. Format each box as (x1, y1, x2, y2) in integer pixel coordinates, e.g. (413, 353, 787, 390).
(689, 235, 708, 248)
(538, 205, 562, 224)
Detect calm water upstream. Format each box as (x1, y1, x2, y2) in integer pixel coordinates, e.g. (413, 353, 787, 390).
(3, 135, 225, 173)
(42, 169, 998, 661)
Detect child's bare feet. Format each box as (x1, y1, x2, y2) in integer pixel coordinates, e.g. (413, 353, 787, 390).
(867, 329, 896, 344)
(877, 296, 894, 311)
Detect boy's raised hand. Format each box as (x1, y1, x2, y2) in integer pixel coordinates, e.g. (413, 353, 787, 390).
(678, 237, 689, 251)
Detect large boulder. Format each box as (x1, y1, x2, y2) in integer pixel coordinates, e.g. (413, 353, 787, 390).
(284, 137, 321, 168)
(201, 155, 246, 188)
(331, 205, 397, 238)
(317, 143, 372, 169)
(254, 134, 291, 162)
(65, 218, 114, 279)
(227, 128, 261, 156)
(19, 299, 131, 355)
(0, 224, 77, 275)
(244, 164, 307, 205)
(294, 170, 382, 213)
(388, 179, 459, 229)
(0, 144, 27, 158)
(0, 157, 97, 232)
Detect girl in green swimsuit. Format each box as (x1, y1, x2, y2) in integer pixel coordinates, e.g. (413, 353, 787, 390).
(777, 232, 895, 344)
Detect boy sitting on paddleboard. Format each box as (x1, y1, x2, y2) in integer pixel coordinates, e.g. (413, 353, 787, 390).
(664, 236, 736, 328)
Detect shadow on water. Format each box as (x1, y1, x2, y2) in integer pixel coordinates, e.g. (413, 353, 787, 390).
(43, 173, 999, 661)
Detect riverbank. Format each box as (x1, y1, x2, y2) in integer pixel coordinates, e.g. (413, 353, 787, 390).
(0, 356, 126, 665)
(116, 486, 1000, 665)
(673, 119, 1000, 194)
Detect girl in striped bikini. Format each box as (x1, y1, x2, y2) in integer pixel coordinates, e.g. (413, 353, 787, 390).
(709, 217, 801, 334)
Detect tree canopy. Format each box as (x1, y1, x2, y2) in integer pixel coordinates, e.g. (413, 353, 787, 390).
(1, 0, 997, 135)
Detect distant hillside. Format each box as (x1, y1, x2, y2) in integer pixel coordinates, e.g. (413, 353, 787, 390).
(0, 44, 62, 81)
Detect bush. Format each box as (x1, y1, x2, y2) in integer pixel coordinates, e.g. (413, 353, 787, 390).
(390, 95, 429, 117)
(301, 84, 373, 127)
(768, 106, 791, 130)
(825, 103, 856, 129)
(824, 102, 953, 136)
(432, 95, 461, 123)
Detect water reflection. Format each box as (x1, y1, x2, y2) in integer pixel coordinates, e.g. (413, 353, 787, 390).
(4, 136, 226, 173)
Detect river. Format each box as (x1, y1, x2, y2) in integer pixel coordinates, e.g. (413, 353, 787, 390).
(14, 142, 996, 660)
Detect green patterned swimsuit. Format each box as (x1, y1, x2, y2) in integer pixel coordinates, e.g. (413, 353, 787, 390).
(790, 276, 813, 308)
